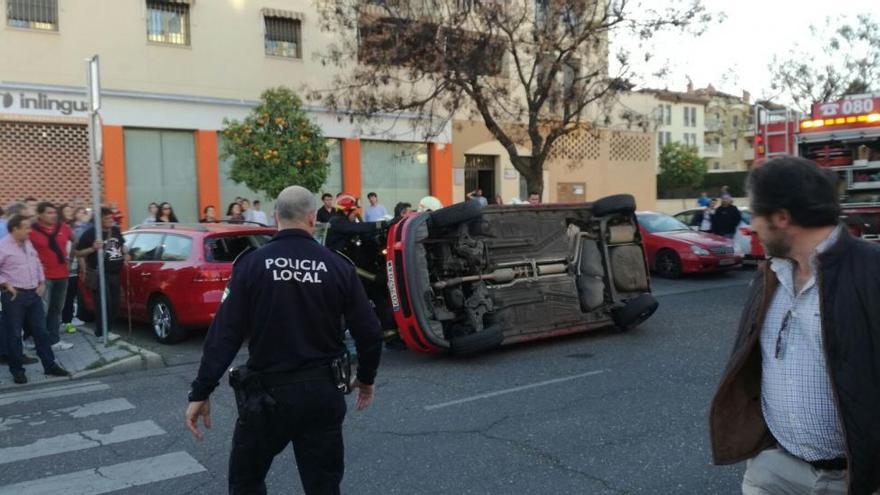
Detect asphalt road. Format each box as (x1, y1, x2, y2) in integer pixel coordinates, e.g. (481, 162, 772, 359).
(0, 268, 755, 494)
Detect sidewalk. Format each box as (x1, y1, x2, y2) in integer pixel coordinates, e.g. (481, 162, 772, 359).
(0, 326, 164, 391)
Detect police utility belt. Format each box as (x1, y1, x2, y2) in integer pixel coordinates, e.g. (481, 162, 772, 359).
(228, 355, 353, 419)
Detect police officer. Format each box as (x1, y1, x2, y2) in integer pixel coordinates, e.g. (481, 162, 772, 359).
(185, 185, 383, 495)
(324, 194, 385, 252)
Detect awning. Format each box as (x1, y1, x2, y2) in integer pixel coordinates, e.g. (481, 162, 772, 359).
(261, 8, 304, 21)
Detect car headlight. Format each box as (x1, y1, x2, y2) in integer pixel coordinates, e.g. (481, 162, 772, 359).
(690, 245, 710, 256)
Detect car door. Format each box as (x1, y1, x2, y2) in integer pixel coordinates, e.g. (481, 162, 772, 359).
(155, 234, 195, 314)
(125, 232, 165, 319)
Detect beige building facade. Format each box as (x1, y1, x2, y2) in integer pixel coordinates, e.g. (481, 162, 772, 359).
(0, 0, 454, 224)
(453, 121, 657, 210)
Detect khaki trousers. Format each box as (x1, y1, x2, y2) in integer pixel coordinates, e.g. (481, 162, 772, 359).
(742, 447, 876, 495)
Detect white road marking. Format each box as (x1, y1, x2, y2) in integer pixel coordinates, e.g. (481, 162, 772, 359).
(424, 369, 610, 411)
(0, 420, 165, 465)
(0, 398, 135, 432)
(0, 381, 109, 406)
(0, 451, 206, 495)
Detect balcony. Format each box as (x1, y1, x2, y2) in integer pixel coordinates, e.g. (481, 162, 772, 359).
(702, 143, 722, 157)
(705, 119, 723, 132)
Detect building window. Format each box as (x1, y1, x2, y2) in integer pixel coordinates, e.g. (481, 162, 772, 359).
(264, 16, 301, 58)
(690, 107, 697, 127)
(146, 1, 190, 46)
(683, 107, 690, 127)
(6, 0, 57, 31)
(732, 115, 739, 128)
(731, 139, 738, 151)
(658, 132, 664, 148)
(713, 162, 720, 170)
(665, 105, 671, 125)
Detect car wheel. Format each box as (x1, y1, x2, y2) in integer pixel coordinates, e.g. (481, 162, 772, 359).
(654, 250, 682, 279)
(612, 293, 659, 331)
(450, 324, 504, 355)
(150, 295, 185, 344)
(592, 194, 636, 217)
(430, 200, 483, 228)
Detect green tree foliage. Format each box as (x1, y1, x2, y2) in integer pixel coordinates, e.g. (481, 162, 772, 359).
(221, 87, 330, 197)
(658, 142, 707, 191)
(769, 14, 880, 112)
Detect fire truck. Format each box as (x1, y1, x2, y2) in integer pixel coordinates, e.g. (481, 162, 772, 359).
(753, 93, 880, 240)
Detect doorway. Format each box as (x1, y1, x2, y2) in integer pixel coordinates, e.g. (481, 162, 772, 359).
(464, 154, 497, 204)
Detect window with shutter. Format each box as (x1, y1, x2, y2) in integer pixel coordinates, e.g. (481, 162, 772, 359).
(7, 0, 58, 30)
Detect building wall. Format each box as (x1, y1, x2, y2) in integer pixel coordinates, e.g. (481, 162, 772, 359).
(452, 121, 656, 209)
(704, 96, 754, 172)
(614, 91, 707, 167)
(0, 0, 453, 225)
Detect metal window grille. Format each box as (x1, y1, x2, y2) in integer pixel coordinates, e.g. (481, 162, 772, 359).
(6, 0, 57, 30)
(146, 1, 190, 46)
(264, 16, 301, 58)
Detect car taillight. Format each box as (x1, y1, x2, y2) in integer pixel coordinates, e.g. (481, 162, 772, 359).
(193, 270, 231, 282)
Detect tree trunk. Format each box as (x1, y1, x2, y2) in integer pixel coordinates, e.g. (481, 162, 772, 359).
(512, 156, 544, 198)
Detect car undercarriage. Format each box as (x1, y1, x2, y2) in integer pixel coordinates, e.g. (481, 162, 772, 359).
(387, 195, 659, 354)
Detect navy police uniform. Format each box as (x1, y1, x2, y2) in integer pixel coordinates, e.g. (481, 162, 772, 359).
(189, 228, 382, 494)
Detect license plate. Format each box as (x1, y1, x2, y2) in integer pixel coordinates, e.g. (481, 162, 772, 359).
(719, 258, 735, 266)
(386, 260, 400, 311)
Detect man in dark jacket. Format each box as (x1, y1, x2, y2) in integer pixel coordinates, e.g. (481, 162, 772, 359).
(709, 157, 880, 495)
(710, 194, 742, 238)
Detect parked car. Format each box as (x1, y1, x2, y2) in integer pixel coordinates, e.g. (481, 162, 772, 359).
(80, 223, 275, 344)
(637, 211, 742, 278)
(386, 195, 659, 355)
(673, 206, 765, 260)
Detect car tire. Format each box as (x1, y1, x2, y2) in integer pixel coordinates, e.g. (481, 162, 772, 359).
(450, 324, 504, 355)
(612, 293, 659, 331)
(430, 200, 483, 228)
(654, 250, 683, 279)
(592, 194, 636, 217)
(150, 295, 185, 345)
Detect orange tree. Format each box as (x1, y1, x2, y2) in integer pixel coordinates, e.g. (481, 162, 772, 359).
(221, 87, 330, 196)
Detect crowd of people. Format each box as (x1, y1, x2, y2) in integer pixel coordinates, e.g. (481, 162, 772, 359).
(0, 198, 127, 384)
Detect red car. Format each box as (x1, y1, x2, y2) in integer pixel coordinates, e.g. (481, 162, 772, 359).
(386, 195, 659, 355)
(81, 223, 275, 343)
(636, 211, 743, 278)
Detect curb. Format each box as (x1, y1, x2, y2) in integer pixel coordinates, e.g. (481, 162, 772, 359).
(72, 343, 165, 380)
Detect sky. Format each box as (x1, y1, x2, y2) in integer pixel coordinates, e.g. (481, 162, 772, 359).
(611, 0, 877, 102)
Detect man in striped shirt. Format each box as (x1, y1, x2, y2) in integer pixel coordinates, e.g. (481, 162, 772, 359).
(0, 215, 70, 384)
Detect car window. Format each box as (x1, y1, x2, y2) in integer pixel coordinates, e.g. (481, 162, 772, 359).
(123, 233, 137, 247)
(205, 234, 272, 262)
(161, 234, 192, 262)
(739, 210, 752, 225)
(128, 233, 164, 262)
(673, 212, 696, 227)
(638, 214, 691, 233)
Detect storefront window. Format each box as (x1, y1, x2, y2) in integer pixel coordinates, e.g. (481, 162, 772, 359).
(361, 141, 429, 207)
(124, 129, 198, 224)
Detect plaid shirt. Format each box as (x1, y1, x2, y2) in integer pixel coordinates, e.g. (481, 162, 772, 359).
(760, 226, 846, 461)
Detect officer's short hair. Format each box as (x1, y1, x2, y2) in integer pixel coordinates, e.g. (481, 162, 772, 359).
(275, 186, 317, 224)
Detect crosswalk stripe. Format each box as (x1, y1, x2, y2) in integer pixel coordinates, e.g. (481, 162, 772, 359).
(0, 420, 165, 465)
(0, 398, 136, 432)
(0, 451, 206, 495)
(0, 381, 109, 406)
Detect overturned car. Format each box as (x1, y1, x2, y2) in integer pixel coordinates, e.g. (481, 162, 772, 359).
(385, 194, 658, 354)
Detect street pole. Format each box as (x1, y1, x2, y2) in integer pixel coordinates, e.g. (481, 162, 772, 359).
(85, 55, 108, 347)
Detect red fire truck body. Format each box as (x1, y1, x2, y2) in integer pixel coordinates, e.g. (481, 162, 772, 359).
(754, 94, 880, 240)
